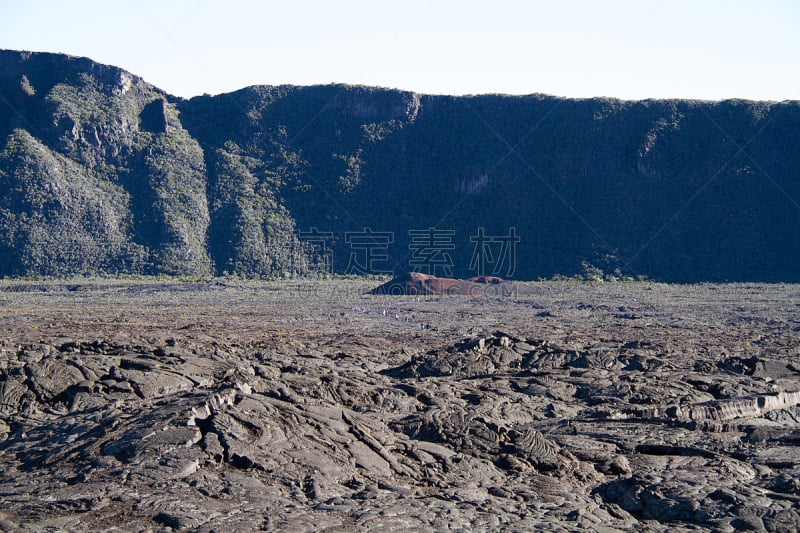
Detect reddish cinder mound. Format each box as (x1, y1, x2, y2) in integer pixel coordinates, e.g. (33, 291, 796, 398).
(370, 272, 520, 296)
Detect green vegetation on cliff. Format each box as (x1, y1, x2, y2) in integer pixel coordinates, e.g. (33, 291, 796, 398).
(1, 50, 798, 281)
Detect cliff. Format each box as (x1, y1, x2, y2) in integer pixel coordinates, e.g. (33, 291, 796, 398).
(1, 49, 798, 281)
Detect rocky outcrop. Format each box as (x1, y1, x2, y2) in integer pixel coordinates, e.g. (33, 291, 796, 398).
(618, 391, 800, 424)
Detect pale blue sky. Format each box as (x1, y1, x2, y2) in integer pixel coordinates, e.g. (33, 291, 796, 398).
(1, 0, 797, 100)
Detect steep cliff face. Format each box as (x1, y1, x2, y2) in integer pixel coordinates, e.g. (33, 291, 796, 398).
(0, 50, 211, 276)
(180, 87, 800, 282)
(1, 49, 798, 281)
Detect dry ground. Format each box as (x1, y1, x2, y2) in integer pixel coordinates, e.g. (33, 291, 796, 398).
(1, 279, 799, 531)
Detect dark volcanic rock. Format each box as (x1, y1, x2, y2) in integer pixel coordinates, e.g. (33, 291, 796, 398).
(384, 332, 529, 378)
(0, 280, 799, 530)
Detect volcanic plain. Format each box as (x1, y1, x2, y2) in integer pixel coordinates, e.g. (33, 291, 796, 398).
(1, 278, 799, 532)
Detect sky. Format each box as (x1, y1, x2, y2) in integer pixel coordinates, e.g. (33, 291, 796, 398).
(1, 0, 798, 101)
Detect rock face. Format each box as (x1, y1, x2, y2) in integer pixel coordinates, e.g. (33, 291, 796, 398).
(1, 279, 799, 531)
(2, 50, 800, 281)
